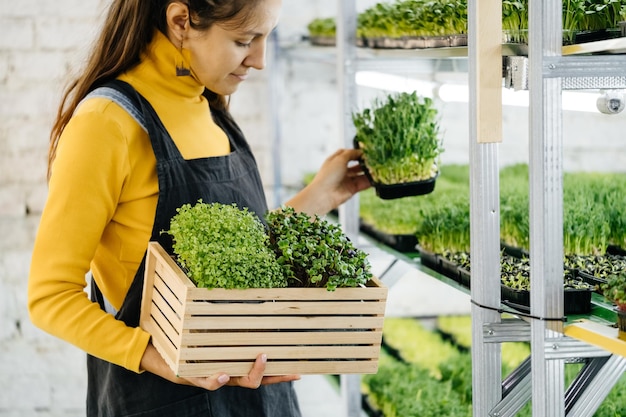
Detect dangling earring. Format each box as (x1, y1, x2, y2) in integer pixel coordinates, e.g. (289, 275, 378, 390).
(175, 37, 191, 77)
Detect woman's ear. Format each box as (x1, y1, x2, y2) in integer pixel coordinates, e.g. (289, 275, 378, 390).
(165, 2, 190, 40)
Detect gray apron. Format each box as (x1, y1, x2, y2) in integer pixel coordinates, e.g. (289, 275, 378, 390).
(86, 80, 302, 417)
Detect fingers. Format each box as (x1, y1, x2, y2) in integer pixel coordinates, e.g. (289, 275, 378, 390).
(321, 148, 361, 165)
(186, 354, 299, 391)
(351, 172, 372, 193)
(228, 354, 301, 388)
(184, 373, 230, 391)
(282, 147, 369, 217)
(346, 164, 366, 176)
(332, 148, 362, 163)
(227, 353, 267, 389)
(260, 374, 301, 385)
(317, 148, 363, 179)
(344, 148, 363, 159)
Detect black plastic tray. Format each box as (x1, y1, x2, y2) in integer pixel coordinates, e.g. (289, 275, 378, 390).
(500, 284, 593, 315)
(577, 270, 607, 294)
(439, 257, 462, 283)
(359, 222, 418, 252)
(354, 139, 438, 199)
(370, 175, 437, 200)
(416, 246, 441, 272)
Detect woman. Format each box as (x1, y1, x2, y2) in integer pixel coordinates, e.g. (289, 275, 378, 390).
(27, 1, 370, 416)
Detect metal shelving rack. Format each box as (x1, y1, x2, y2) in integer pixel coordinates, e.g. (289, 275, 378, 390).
(469, 1, 626, 416)
(329, 1, 626, 416)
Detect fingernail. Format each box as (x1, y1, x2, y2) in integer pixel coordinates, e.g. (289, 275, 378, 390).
(261, 354, 267, 363)
(218, 374, 230, 384)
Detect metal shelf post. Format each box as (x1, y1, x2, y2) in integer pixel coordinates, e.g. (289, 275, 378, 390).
(528, 0, 566, 414)
(336, 2, 363, 417)
(467, 0, 503, 414)
(336, 0, 360, 240)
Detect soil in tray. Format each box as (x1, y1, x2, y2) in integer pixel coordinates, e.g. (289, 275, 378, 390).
(429, 248, 594, 315)
(500, 284, 593, 315)
(577, 270, 607, 294)
(565, 250, 626, 293)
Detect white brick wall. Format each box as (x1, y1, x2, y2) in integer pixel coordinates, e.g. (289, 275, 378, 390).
(0, 0, 107, 217)
(1, 2, 120, 415)
(0, 1, 283, 414)
(2, 0, 626, 415)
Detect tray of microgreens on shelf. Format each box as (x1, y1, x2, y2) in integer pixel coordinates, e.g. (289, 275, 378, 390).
(352, 91, 444, 200)
(140, 202, 387, 377)
(306, 0, 626, 57)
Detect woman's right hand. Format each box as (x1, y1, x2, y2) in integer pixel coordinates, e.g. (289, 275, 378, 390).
(224, 353, 301, 388)
(140, 342, 300, 390)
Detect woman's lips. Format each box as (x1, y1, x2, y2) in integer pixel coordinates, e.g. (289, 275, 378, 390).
(231, 73, 248, 81)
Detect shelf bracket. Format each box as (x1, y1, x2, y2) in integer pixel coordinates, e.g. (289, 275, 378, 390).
(483, 318, 531, 343)
(544, 337, 612, 360)
(565, 355, 626, 417)
(490, 357, 532, 417)
(505, 55, 626, 90)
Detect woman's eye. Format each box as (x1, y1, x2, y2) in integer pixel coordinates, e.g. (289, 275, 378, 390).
(236, 40, 253, 47)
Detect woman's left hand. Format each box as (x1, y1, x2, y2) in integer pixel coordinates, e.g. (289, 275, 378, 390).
(285, 148, 371, 216)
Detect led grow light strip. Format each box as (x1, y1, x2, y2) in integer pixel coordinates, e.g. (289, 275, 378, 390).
(356, 71, 606, 113)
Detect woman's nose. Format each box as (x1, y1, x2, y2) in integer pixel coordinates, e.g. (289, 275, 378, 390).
(244, 41, 267, 70)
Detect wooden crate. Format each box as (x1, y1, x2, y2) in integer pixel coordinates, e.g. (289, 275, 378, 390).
(140, 242, 388, 377)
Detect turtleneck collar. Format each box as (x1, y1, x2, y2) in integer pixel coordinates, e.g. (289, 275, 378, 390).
(121, 30, 206, 103)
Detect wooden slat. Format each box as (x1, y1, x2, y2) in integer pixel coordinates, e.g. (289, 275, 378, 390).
(186, 285, 387, 302)
(176, 359, 380, 377)
(185, 300, 386, 316)
(181, 330, 382, 346)
(565, 320, 626, 357)
(151, 284, 183, 332)
(144, 320, 180, 371)
(153, 271, 184, 311)
(149, 242, 195, 288)
(183, 315, 384, 331)
(154, 263, 189, 305)
(180, 345, 381, 361)
(140, 247, 157, 330)
(150, 299, 182, 345)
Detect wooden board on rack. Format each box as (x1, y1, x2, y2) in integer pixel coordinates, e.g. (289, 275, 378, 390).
(474, 0, 502, 143)
(565, 319, 626, 358)
(563, 37, 626, 55)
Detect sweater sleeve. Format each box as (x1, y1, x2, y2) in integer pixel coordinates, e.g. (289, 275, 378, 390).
(28, 102, 151, 373)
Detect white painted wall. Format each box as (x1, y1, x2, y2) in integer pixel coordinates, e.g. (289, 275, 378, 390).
(1, 0, 625, 415)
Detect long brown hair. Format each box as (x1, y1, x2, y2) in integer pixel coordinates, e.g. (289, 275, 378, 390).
(48, 0, 262, 180)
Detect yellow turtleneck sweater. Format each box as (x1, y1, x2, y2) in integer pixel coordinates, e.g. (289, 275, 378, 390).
(28, 31, 230, 372)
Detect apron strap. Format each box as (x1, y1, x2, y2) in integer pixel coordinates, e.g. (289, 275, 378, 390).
(81, 87, 148, 133)
(80, 80, 185, 163)
(79, 82, 150, 319)
(89, 274, 118, 316)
